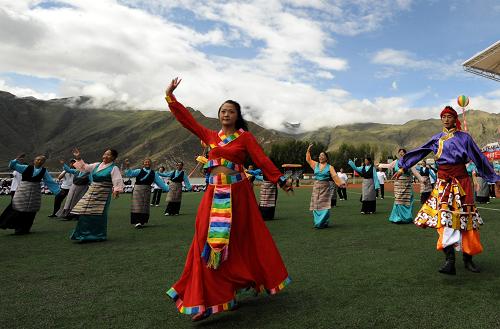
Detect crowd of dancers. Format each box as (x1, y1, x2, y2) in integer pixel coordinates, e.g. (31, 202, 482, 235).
(1, 78, 499, 322)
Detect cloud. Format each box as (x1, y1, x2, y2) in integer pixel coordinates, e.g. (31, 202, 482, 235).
(0, 0, 498, 133)
(0, 79, 56, 99)
(317, 70, 335, 80)
(372, 48, 463, 79)
(0, 7, 47, 46)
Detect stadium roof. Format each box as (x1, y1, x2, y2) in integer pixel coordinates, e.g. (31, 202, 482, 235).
(462, 40, 500, 82)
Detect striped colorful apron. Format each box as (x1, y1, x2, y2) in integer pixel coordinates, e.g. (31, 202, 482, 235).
(201, 172, 245, 270)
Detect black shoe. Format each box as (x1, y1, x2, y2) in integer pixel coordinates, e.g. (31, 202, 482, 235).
(463, 253, 480, 273)
(438, 246, 456, 275)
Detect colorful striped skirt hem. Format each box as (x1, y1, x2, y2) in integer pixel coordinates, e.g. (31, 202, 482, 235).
(166, 276, 291, 315)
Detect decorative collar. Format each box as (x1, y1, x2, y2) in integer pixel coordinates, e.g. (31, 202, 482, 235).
(442, 127, 457, 135)
(213, 128, 245, 148)
(435, 128, 456, 160)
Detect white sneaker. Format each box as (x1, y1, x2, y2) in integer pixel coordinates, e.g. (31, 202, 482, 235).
(134, 223, 142, 228)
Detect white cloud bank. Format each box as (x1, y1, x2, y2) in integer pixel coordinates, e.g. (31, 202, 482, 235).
(0, 0, 498, 132)
(0, 79, 56, 99)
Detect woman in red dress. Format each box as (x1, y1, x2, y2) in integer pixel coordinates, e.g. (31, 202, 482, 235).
(164, 78, 293, 321)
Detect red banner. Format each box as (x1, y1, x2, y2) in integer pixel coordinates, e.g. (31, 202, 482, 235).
(483, 151, 500, 160)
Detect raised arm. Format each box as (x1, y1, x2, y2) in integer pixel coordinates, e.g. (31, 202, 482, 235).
(124, 168, 141, 177)
(466, 135, 500, 183)
(348, 159, 363, 174)
(158, 170, 174, 178)
(71, 148, 98, 173)
(153, 172, 170, 192)
(398, 137, 437, 171)
(43, 171, 61, 195)
(245, 133, 288, 188)
(378, 160, 397, 170)
(165, 78, 213, 143)
(9, 158, 28, 174)
(305, 144, 317, 170)
(62, 163, 78, 175)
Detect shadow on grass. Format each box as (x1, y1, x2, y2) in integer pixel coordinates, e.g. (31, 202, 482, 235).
(194, 293, 291, 328)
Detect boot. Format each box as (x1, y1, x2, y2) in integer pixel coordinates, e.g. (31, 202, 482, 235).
(463, 253, 480, 273)
(438, 246, 456, 275)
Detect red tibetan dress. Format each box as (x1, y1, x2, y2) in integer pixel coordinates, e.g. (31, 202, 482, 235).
(165, 95, 290, 316)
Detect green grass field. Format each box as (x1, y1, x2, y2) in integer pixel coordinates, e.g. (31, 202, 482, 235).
(1, 187, 499, 329)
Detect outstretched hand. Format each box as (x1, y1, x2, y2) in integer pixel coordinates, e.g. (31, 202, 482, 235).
(282, 178, 294, 195)
(166, 77, 182, 97)
(392, 170, 403, 180)
(72, 148, 81, 160)
(112, 191, 120, 199)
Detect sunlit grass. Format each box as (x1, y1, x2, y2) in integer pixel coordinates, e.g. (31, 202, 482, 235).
(1, 187, 499, 329)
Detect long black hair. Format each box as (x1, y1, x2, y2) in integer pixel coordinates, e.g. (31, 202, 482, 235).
(218, 100, 249, 131)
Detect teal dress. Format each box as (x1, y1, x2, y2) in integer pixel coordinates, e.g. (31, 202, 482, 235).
(70, 164, 115, 242)
(388, 162, 414, 224)
(310, 163, 332, 228)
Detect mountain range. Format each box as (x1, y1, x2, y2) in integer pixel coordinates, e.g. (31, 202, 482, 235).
(1, 91, 498, 174)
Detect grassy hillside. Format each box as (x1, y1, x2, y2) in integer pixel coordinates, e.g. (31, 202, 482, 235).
(0, 91, 293, 172)
(300, 111, 500, 154)
(1, 91, 498, 172)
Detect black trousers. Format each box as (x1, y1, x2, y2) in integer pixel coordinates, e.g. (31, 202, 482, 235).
(131, 212, 150, 225)
(337, 188, 347, 200)
(361, 200, 376, 213)
(52, 188, 69, 215)
(259, 206, 276, 220)
(376, 184, 385, 198)
(165, 202, 181, 215)
(151, 189, 162, 205)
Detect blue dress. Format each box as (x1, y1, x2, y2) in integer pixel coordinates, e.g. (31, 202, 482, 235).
(70, 164, 115, 242)
(310, 163, 332, 228)
(388, 162, 414, 224)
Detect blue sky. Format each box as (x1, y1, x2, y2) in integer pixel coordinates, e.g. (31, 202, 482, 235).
(0, 0, 499, 131)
